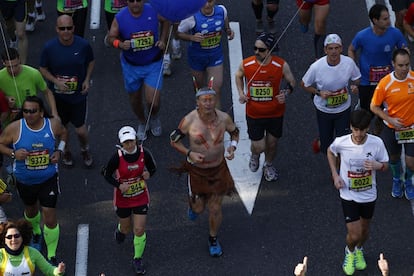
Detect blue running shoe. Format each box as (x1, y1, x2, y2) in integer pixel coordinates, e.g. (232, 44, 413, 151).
(392, 178, 403, 198)
(208, 237, 223, 257)
(188, 207, 198, 221)
(300, 23, 309, 33)
(405, 183, 414, 200)
(30, 234, 42, 251)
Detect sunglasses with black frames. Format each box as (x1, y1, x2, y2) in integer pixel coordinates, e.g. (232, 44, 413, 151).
(5, 233, 21, 239)
(254, 46, 267, 53)
(22, 108, 38, 114)
(58, 26, 74, 31)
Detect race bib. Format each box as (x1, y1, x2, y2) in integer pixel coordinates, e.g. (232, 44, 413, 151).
(250, 80, 273, 101)
(348, 170, 373, 192)
(369, 65, 391, 85)
(111, 0, 127, 11)
(395, 126, 414, 144)
(130, 31, 154, 51)
(25, 150, 50, 170)
(63, 0, 84, 10)
(54, 75, 78, 94)
(326, 88, 348, 108)
(200, 31, 222, 49)
(122, 178, 146, 197)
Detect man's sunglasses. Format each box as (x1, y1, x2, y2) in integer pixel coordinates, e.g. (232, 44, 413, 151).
(127, 0, 142, 2)
(58, 26, 74, 31)
(254, 47, 267, 53)
(22, 108, 38, 114)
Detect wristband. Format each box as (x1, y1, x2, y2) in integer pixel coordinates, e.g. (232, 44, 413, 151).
(230, 140, 238, 149)
(113, 39, 120, 48)
(57, 141, 66, 152)
(186, 149, 192, 157)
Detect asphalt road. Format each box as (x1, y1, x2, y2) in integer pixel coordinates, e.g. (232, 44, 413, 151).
(1, 0, 414, 275)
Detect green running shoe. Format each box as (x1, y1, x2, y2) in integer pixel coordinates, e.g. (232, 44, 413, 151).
(355, 247, 367, 270)
(343, 247, 355, 275)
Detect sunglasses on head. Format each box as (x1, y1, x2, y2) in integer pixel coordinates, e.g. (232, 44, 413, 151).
(254, 46, 267, 53)
(22, 108, 38, 114)
(5, 233, 21, 240)
(58, 26, 74, 31)
(127, 0, 142, 2)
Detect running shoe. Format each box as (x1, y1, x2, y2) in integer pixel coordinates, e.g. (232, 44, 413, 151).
(404, 182, 414, 200)
(9, 39, 18, 49)
(35, 2, 46, 21)
(48, 257, 58, 266)
(255, 20, 264, 33)
(25, 14, 36, 32)
(249, 154, 260, 172)
(300, 23, 309, 33)
(137, 123, 148, 141)
(114, 228, 126, 244)
(163, 54, 171, 76)
(103, 34, 110, 47)
(263, 164, 279, 182)
(188, 206, 198, 221)
(149, 117, 162, 137)
(132, 258, 146, 275)
(391, 177, 403, 198)
(62, 151, 74, 167)
(30, 234, 42, 252)
(355, 247, 367, 271)
(342, 247, 355, 276)
(208, 237, 223, 257)
(268, 20, 276, 34)
(172, 47, 182, 60)
(81, 150, 93, 168)
(312, 137, 320, 154)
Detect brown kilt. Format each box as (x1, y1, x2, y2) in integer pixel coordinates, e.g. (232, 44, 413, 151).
(185, 159, 235, 196)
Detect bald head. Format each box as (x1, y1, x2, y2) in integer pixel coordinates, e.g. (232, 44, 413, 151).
(56, 15, 75, 44)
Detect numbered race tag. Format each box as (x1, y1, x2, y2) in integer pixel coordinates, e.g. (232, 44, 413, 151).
(250, 80, 273, 101)
(369, 65, 391, 85)
(25, 150, 50, 170)
(123, 178, 146, 197)
(200, 31, 222, 49)
(54, 75, 78, 94)
(63, 0, 84, 10)
(348, 170, 372, 192)
(130, 31, 154, 51)
(326, 88, 348, 108)
(395, 126, 414, 144)
(112, 0, 127, 11)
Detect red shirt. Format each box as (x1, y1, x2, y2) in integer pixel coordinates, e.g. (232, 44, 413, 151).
(114, 147, 149, 208)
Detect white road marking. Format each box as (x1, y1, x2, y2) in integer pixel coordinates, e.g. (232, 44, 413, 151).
(90, 0, 101, 29)
(75, 224, 89, 276)
(226, 22, 264, 215)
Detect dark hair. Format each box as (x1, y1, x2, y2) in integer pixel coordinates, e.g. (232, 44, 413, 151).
(14, 95, 52, 121)
(350, 109, 372, 130)
(1, 48, 19, 62)
(0, 219, 33, 247)
(369, 4, 388, 24)
(392, 48, 410, 62)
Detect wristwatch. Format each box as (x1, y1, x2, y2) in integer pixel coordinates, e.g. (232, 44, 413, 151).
(10, 150, 15, 159)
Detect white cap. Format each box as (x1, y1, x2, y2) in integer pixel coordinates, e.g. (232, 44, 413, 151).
(324, 34, 342, 46)
(118, 126, 136, 143)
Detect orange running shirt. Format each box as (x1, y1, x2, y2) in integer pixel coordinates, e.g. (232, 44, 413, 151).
(243, 56, 285, 119)
(372, 71, 414, 128)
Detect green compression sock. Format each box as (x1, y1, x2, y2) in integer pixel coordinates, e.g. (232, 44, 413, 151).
(24, 211, 41, 235)
(133, 232, 147, 259)
(43, 224, 60, 259)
